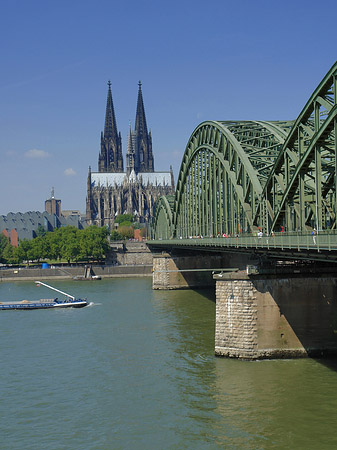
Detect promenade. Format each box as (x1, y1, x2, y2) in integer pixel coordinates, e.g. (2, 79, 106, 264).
(0, 264, 152, 282)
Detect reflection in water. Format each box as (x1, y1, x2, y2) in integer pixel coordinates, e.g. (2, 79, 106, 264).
(1, 279, 337, 449)
(152, 287, 337, 450)
(212, 358, 337, 449)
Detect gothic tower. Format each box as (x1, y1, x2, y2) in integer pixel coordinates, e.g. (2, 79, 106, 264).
(126, 122, 136, 176)
(86, 81, 175, 227)
(98, 81, 123, 172)
(134, 81, 154, 173)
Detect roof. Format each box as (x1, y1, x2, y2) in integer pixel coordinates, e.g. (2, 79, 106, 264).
(91, 171, 172, 187)
(0, 210, 85, 241)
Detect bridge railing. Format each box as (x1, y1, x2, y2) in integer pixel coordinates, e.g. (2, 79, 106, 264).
(214, 233, 335, 252)
(150, 231, 337, 253)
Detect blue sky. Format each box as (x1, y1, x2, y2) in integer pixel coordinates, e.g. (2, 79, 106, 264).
(1, 0, 336, 215)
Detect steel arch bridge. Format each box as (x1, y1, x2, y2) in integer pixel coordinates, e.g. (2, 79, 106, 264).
(152, 62, 337, 243)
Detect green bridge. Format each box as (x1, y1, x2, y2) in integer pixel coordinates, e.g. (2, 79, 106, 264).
(148, 233, 337, 263)
(148, 62, 337, 360)
(150, 62, 337, 263)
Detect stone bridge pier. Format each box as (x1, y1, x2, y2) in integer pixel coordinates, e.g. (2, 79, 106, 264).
(152, 250, 249, 290)
(215, 271, 337, 359)
(152, 251, 337, 359)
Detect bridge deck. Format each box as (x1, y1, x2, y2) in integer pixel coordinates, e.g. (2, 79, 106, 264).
(148, 233, 337, 262)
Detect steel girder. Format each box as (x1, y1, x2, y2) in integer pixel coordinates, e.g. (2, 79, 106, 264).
(152, 62, 337, 239)
(172, 120, 289, 238)
(258, 62, 337, 233)
(152, 195, 175, 239)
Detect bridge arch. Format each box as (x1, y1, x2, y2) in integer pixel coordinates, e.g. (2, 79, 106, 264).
(152, 195, 175, 239)
(173, 120, 290, 238)
(257, 62, 337, 233)
(151, 61, 337, 239)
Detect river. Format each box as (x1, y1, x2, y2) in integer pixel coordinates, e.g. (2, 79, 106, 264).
(1, 278, 337, 449)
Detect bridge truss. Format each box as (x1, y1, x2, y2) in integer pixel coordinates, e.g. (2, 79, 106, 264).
(153, 62, 337, 240)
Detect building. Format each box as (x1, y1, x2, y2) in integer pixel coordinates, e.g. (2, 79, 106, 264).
(0, 192, 84, 245)
(62, 210, 82, 219)
(86, 81, 175, 228)
(45, 187, 61, 216)
(0, 210, 84, 245)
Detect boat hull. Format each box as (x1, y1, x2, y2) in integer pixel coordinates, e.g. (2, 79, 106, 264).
(0, 300, 88, 310)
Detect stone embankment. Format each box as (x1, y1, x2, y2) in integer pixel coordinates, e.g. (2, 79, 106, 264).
(0, 241, 153, 282)
(0, 265, 152, 282)
(108, 241, 153, 265)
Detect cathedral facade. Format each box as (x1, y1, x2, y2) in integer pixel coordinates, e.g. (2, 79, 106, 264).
(86, 81, 175, 228)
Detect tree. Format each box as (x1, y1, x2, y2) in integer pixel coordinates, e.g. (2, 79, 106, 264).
(111, 230, 122, 241)
(15, 245, 26, 264)
(59, 226, 81, 263)
(19, 239, 32, 265)
(45, 230, 62, 260)
(80, 226, 109, 261)
(115, 214, 133, 224)
(19, 239, 33, 266)
(2, 243, 14, 264)
(32, 236, 50, 261)
(2, 243, 22, 264)
(118, 225, 134, 240)
(1, 225, 112, 265)
(0, 234, 8, 262)
(26, 238, 43, 263)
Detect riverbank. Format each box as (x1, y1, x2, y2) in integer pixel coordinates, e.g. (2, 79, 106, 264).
(0, 264, 152, 282)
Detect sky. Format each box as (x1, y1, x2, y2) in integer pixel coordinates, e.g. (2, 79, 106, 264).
(1, 0, 337, 215)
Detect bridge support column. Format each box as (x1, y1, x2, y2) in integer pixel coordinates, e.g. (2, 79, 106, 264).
(152, 252, 233, 289)
(152, 253, 175, 289)
(215, 272, 337, 359)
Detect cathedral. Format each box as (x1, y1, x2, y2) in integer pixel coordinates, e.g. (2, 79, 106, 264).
(86, 81, 175, 228)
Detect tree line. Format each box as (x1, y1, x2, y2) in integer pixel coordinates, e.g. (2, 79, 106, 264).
(0, 225, 110, 265)
(0, 214, 148, 265)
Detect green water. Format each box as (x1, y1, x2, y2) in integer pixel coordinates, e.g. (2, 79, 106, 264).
(1, 278, 337, 449)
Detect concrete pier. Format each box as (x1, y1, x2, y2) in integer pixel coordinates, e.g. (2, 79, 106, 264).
(152, 250, 248, 290)
(152, 253, 216, 289)
(215, 271, 337, 359)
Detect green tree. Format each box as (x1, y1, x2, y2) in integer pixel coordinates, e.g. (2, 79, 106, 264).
(59, 226, 81, 263)
(111, 230, 122, 241)
(115, 214, 134, 227)
(26, 238, 43, 263)
(1, 225, 111, 266)
(18, 239, 32, 265)
(2, 243, 13, 264)
(15, 245, 26, 264)
(0, 234, 8, 262)
(118, 225, 134, 240)
(33, 236, 50, 261)
(45, 230, 62, 260)
(2, 243, 22, 264)
(80, 226, 109, 261)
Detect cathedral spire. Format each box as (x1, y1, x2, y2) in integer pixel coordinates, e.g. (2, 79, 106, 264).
(134, 81, 154, 173)
(104, 81, 118, 141)
(135, 81, 148, 137)
(98, 81, 123, 173)
(126, 121, 135, 176)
